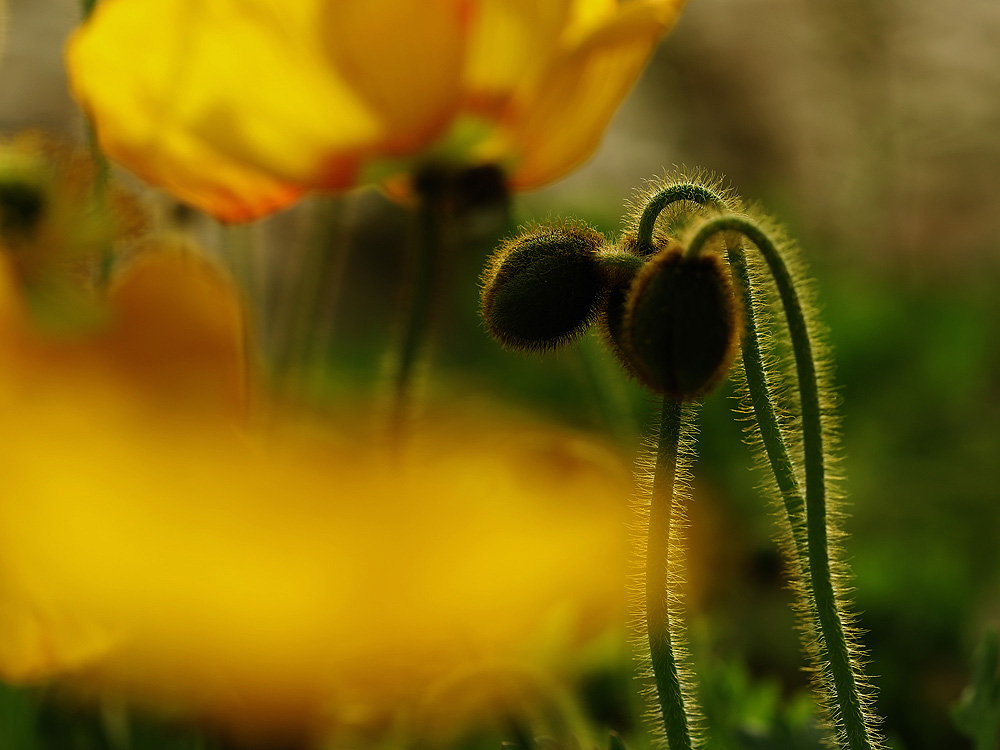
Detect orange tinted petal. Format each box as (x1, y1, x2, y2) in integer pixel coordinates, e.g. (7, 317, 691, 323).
(104, 247, 247, 415)
(505, 0, 687, 188)
(0, 245, 246, 414)
(92, 127, 307, 223)
(66, 0, 389, 220)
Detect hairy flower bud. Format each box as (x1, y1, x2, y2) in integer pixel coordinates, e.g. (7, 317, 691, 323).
(0, 179, 45, 238)
(621, 245, 740, 400)
(481, 223, 606, 351)
(0, 151, 47, 240)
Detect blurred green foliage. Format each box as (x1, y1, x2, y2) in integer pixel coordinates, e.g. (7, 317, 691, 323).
(952, 629, 1000, 750)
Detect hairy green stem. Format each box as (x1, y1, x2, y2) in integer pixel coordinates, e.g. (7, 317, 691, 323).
(633, 183, 722, 750)
(686, 215, 873, 750)
(725, 247, 809, 568)
(635, 183, 728, 253)
(636, 181, 812, 640)
(648, 397, 693, 750)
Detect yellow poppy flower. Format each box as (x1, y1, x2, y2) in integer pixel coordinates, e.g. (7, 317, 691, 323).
(66, 0, 687, 222)
(0, 250, 632, 734)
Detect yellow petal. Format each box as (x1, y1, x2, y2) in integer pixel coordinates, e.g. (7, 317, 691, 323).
(0, 243, 246, 416)
(462, 0, 573, 116)
(66, 0, 375, 220)
(321, 0, 469, 153)
(66, 0, 348, 220)
(566, 0, 619, 34)
(66, 0, 472, 220)
(503, 0, 687, 188)
(0, 403, 630, 730)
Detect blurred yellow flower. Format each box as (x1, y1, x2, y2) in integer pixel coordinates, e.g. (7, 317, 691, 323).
(0, 248, 632, 734)
(66, 0, 687, 221)
(0, 405, 631, 733)
(0, 131, 153, 311)
(0, 244, 246, 416)
(0, 133, 110, 283)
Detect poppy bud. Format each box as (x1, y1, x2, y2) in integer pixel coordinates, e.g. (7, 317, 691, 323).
(603, 281, 630, 357)
(0, 174, 45, 239)
(596, 234, 651, 376)
(621, 245, 740, 400)
(481, 223, 606, 351)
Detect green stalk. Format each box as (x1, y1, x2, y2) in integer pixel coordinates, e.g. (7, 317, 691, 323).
(637, 182, 813, 676)
(273, 197, 348, 390)
(635, 183, 842, 735)
(685, 215, 874, 750)
(724, 247, 809, 568)
(80, 0, 115, 285)
(633, 182, 726, 750)
(388, 181, 447, 443)
(647, 397, 693, 750)
(635, 182, 729, 253)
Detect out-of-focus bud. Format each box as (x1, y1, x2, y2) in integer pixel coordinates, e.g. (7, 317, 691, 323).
(481, 222, 606, 351)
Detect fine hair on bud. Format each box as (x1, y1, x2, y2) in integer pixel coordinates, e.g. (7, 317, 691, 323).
(622, 245, 742, 400)
(481, 221, 606, 351)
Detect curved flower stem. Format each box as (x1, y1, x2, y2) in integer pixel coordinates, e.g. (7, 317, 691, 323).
(634, 182, 725, 750)
(686, 215, 873, 750)
(636, 180, 812, 660)
(724, 248, 809, 567)
(647, 397, 693, 750)
(635, 182, 729, 253)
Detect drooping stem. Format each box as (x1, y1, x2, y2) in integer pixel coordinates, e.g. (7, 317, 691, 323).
(686, 215, 874, 750)
(636, 181, 813, 681)
(725, 247, 809, 568)
(632, 182, 726, 750)
(647, 397, 694, 750)
(635, 182, 730, 254)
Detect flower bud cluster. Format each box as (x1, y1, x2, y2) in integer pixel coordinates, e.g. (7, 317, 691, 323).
(481, 214, 742, 401)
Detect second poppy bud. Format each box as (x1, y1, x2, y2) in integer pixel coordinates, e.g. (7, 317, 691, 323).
(621, 245, 741, 400)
